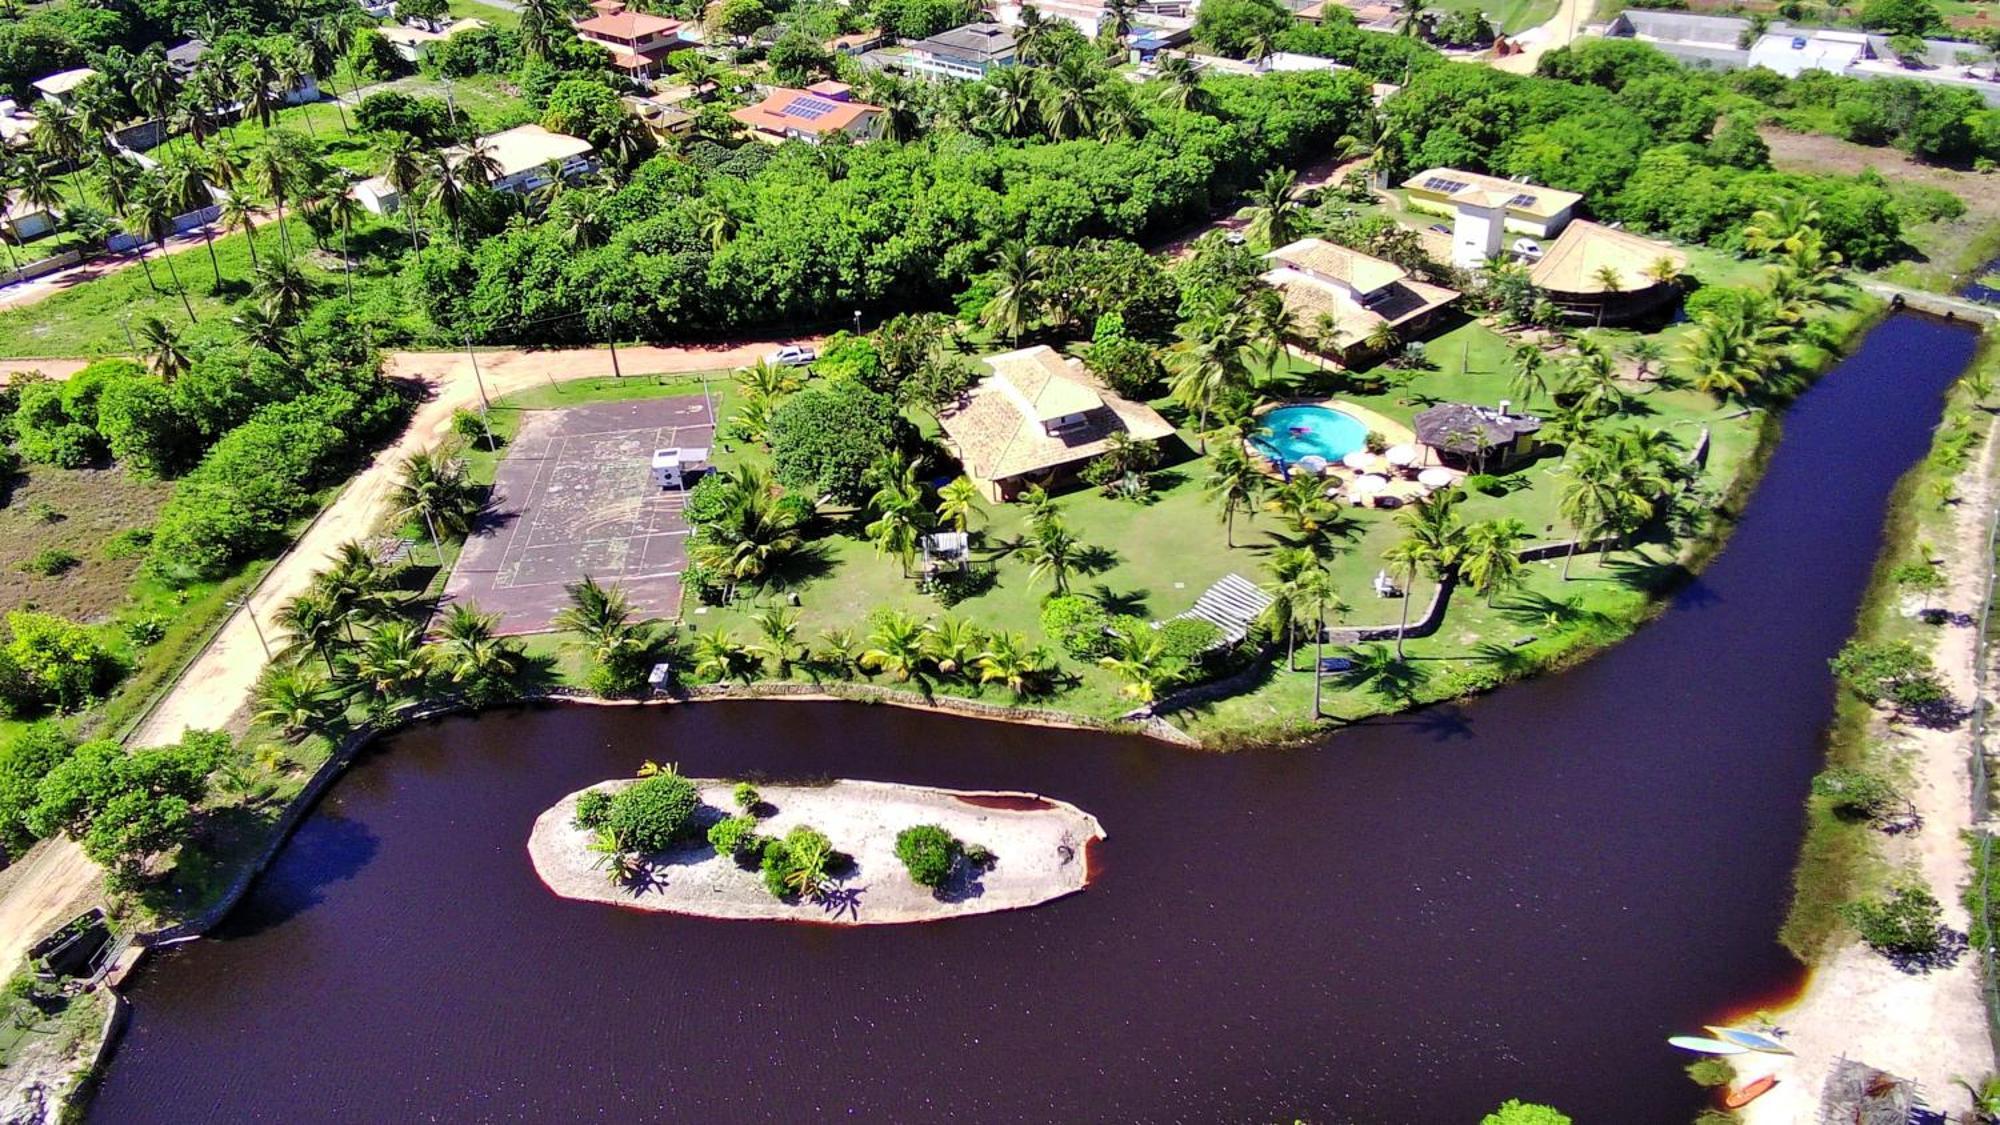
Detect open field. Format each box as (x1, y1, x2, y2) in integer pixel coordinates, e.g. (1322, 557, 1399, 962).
(0, 464, 170, 623)
(1428, 0, 1565, 34)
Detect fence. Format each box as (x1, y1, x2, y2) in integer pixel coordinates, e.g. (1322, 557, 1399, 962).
(1974, 425, 2000, 1058)
(104, 205, 220, 255)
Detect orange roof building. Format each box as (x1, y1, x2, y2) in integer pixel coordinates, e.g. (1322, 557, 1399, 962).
(731, 86, 885, 144)
(574, 2, 688, 75)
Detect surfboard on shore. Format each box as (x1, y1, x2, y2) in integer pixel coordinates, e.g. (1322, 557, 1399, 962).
(1669, 1036, 1749, 1055)
(1706, 1025, 1794, 1054)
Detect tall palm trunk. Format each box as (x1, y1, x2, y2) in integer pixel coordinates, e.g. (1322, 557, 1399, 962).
(1394, 575, 1413, 659)
(1562, 539, 1576, 581)
(158, 239, 196, 321)
(134, 245, 161, 294)
(1311, 600, 1326, 718)
(199, 224, 221, 291)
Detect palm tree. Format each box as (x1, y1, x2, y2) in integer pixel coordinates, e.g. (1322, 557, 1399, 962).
(346, 620, 432, 708)
(1242, 166, 1303, 249)
(975, 631, 1055, 698)
(1459, 518, 1532, 605)
(135, 315, 188, 381)
(128, 177, 198, 321)
(248, 133, 301, 258)
(1625, 339, 1665, 383)
(435, 603, 519, 696)
(30, 112, 87, 212)
(252, 254, 313, 325)
(219, 188, 261, 273)
(735, 358, 804, 399)
(1381, 537, 1431, 660)
(1261, 545, 1323, 671)
(1556, 447, 1626, 579)
(1167, 304, 1253, 448)
(158, 156, 221, 290)
(1039, 55, 1100, 141)
(275, 588, 348, 674)
(1204, 443, 1264, 547)
(1510, 343, 1553, 406)
(233, 303, 290, 355)
(1154, 55, 1206, 113)
(317, 542, 403, 636)
(922, 617, 984, 679)
(987, 65, 1040, 138)
(691, 629, 761, 683)
(1398, 490, 1467, 571)
(555, 574, 638, 650)
(748, 605, 805, 677)
(391, 445, 481, 561)
(1590, 265, 1624, 327)
(981, 240, 1042, 343)
(1099, 622, 1170, 703)
(688, 465, 811, 599)
(424, 154, 470, 240)
(1742, 196, 1820, 256)
(936, 477, 984, 535)
(1026, 520, 1082, 595)
(253, 665, 341, 739)
(1015, 5, 1053, 64)
(1296, 566, 1341, 718)
(861, 611, 928, 683)
(383, 134, 428, 254)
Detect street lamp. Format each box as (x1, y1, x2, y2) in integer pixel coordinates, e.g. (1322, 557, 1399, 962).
(852, 309, 863, 334)
(229, 598, 273, 662)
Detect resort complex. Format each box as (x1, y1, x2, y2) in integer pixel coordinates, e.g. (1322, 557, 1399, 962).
(0, 0, 1993, 1120)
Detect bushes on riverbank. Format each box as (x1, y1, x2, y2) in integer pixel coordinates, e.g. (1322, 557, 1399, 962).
(607, 770, 699, 854)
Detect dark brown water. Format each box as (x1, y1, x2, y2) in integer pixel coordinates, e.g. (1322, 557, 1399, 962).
(91, 315, 1979, 1123)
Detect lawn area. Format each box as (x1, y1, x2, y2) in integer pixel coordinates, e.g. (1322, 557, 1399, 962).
(0, 216, 412, 357)
(1428, 0, 1564, 34)
(450, 0, 522, 29)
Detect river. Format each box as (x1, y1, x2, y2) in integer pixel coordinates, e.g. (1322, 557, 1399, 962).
(88, 313, 1980, 1123)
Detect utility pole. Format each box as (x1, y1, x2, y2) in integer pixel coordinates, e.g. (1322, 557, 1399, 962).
(464, 334, 498, 452)
(230, 598, 273, 661)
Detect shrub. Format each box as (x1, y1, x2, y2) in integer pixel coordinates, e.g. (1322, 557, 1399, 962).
(760, 824, 835, 899)
(894, 824, 963, 888)
(1841, 883, 1945, 957)
(449, 408, 492, 445)
(122, 616, 167, 647)
(100, 528, 152, 560)
(13, 381, 102, 468)
(27, 728, 222, 887)
(1085, 336, 1165, 400)
(572, 789, 614, 830)
(1479, 1102, 1572, 1125)
(1040, 595, 1112, 660)
(1810, 767, 1898, 819)
(682, 473, 735, 528)
(1463, 473, 1505, 496)
(1686, 1058, 1735, 1088)
(20, 549, 78, 577)
(732, 782, 761, 812)
(1, 612, 117, 714)
(0, 724, 75, 855)
(1830, 640, 1947, 709)
(707, 814, 763, 859)
(1157, 618, 1222, 666)
(765, 380, 907, 503)
(606, 771, 700, 853)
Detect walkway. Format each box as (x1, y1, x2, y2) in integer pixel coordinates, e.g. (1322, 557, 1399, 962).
(1857, 280, 2000, 324)
(1490, 0, 1591, 74)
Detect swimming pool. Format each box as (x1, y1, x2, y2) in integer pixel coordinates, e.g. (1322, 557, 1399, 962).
(1251, 404, 1371, 465)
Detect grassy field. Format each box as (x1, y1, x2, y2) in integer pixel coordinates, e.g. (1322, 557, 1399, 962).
(1428, 0, 1565, 34)
(449, 0, 523, 29)
(0, 464, 171, 622)
(0, 216, 412, 357)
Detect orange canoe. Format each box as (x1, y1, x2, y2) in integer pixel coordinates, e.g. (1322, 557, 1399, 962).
(1725, 1076, 1778, 1108)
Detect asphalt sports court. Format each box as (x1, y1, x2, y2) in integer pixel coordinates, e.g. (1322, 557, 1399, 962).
(443, 394, 715, 634)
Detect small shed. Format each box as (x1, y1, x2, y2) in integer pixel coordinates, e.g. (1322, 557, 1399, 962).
(650, 447, 709, 489)
(1413, 402, 1543, 471)
(921, 531, 970, 574)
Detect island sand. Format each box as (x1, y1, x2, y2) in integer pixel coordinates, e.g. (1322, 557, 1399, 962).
(529, 779, 1105, 925)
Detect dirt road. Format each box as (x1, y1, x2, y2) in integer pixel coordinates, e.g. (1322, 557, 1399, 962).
(1491, 0, 1591, 74)
(1737, 425, 1998, 1123)
(0, 838, 101, 979)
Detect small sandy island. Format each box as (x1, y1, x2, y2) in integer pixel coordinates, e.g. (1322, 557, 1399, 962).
(528, 778, 1105, 924)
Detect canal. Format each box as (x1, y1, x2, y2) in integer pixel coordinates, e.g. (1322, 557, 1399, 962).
(88, 313, 1981, 1123)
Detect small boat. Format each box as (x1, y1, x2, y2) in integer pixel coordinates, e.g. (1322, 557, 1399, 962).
(1706, 1025, 1794, 1055)
(1669, 1035, 1749, 1055)
(1724, 1076, 1778, 1108)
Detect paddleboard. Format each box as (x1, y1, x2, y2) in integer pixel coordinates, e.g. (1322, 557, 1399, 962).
(1706, 1025, 1794, 1054)
(1669, 1035, 1749, 1055)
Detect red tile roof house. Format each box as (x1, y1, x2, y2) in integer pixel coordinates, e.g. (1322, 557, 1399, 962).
(731, 82, 886, 144)
(573, 1, 691, 77)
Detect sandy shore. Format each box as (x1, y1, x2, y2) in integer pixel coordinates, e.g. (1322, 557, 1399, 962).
(1731, 420, 2000, 1122)
(528, 779, 1105, 925)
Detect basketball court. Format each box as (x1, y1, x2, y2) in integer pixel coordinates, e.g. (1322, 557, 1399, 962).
(442, 394, 715, 634)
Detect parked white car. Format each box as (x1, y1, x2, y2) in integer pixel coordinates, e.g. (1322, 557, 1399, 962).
(767, 345, 817, 367)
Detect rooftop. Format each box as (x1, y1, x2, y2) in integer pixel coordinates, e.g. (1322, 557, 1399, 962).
(31, 68, 96, 96)
(939, 347, 1175, 482)
(913, 22, 1017, 61)
(731, 88, 882, 135)
(1401, 168, 1582, 221)
(575, 9, 682, 39)
(1413, 403, 1542, 453)
(1266, 238, 1408, 295)
(1527, 219, 1688, 295)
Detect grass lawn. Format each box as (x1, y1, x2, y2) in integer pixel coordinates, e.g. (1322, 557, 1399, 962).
(450, 0, 522, 29)
(1427, 0, 1564, 34)
(0, 216, 411, 357)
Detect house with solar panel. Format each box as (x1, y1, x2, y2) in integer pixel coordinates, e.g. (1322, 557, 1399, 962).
(1401, 168, 1579, 242)
(1259, 238, 1461, 366)
(732, 82, 886, 144)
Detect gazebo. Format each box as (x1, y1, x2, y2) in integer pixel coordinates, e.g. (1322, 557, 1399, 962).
(1412, 402, 1543, 471)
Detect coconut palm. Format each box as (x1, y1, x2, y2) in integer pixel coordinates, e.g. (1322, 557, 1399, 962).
(861, 611, 928, 683)
(980, 239, 1042, 343)
(383, 134, 428, 254)
(345, 621, 432, 707)
(1556, 447, 1629, 579)
(1509, 343, 1554, 406)
(1742, 196, 1820, 256)
(233, 303, 290, 355)
(1381, 537, 1432, 660)
(812, 627, 861, 676)
(1154, 55, 1206, 112)
(1296, 565, 1342, 719)
(747, 605, 805, 677)
(1025, 520, 1083, 595)
(735, 357, 803, 399)
(275, 588, 348, 674)
(247, 131, 304, 258)
(975, 631, 1055, 698)
(157, 156, 221, 290)
(391, 445, 481, 561)
(456, 138, 503, 189)
(127, 177, 199, 321)
(29, 112, 87, 211)
(1204, 443, 1265, 548)
(936, 476, 984, 535)
(687, 465, 811, 598)
(1167, 304, 1253, 448)
(556, 574, 638, 650)
(252, 254, 313, 324)
(922, 617, 984, 679)
(1459, 517, 1532, 605)
(691, 629, 761, 683)
(1039, 55, 1100, 141)
(253, 665, 342, 740)
(435, 602, 519, 696)
(1241, 165, 1303, 250)
(317, 542, 404, 635)
(134, 315, 189, 381)
(1099, 622, 1171, 703)
(1261, 545, 1324, 671)
(1591, 265, 1623, 327)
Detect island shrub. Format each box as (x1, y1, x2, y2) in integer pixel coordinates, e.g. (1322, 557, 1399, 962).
(1810, 767, 1899, 820)
(607, 772, 701, 853)
(732, 782, 762, 813)
(760, 824, 836, 900)
(1480, 1101, 1572, 1125)
(572, 789, 614, 830)
(1841, 883, 1945, 958)
(1686, 1058, 1735, 1088)
(1040, 595, 1113, 660)
(707, 814, 764, 862)
(894, 824, 963, 889)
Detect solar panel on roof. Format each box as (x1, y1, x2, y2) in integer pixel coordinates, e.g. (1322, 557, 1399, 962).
(779, 95, 841, 120)
(1507, 192, 1537, 208)
(1422, 176, 1470, 194)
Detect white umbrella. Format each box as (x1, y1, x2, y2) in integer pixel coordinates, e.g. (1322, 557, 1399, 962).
(1418, 467, 1455, 489)
(1385, 444, 1419, 467)
(1342, 450, 1376, 471)
(1352, 473, 1390, 494)
(1297, 454, 1329, 474)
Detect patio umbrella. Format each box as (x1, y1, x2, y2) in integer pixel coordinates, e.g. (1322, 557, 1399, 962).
(1418, 467, 1455, 489)
(1353, 473, 1390, 495)
(1385, 444, 1419, 468)
(1342, 450, 1376, 472)
(1297, 454, 1329, 475)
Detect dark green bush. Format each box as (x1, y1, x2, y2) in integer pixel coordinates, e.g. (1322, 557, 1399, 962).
(20, 549, 77, 577)
(894, 824, 962, 888)
(1157, 618, 1222, 665)
(1841, 884, 1944, 957)
(1810, 767, 1898, 819)
(760, 824, 835, 899)
(572, 789, 614, 830)
(1463, 473, 1505, 496)
(607, 772, 700, 853)
(707, 814, 763, 859)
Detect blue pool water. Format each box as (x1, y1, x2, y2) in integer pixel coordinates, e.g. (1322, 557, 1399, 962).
(1252, 405, 1371, 465)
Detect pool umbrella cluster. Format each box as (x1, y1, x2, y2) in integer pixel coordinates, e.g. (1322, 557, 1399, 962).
(1417, 467, 1455, 489)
